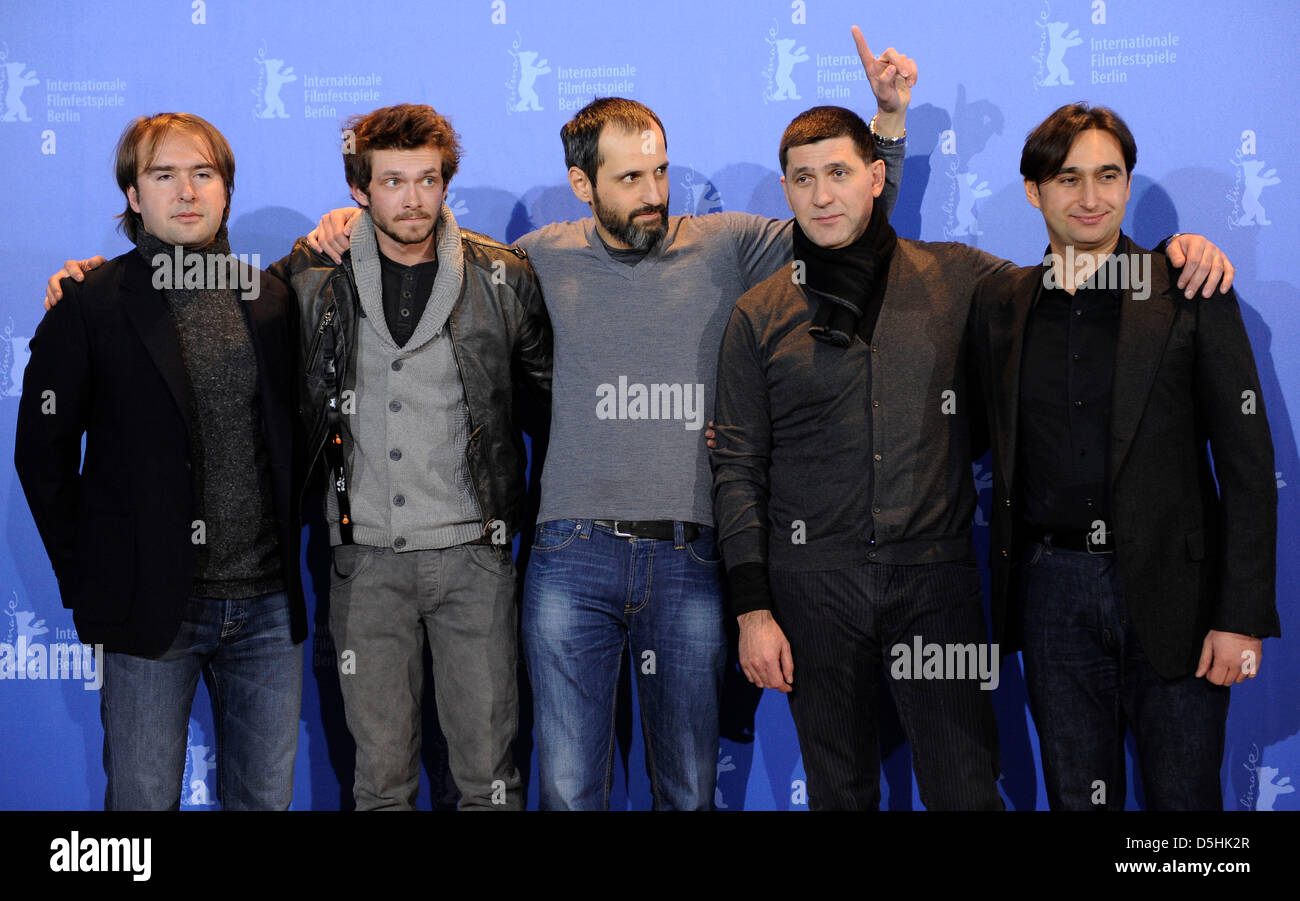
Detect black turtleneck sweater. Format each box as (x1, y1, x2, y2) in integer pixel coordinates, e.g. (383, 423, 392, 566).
(134, 229, 283, 600)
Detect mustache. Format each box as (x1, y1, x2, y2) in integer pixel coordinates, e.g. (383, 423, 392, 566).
(629, 204, 668, 219)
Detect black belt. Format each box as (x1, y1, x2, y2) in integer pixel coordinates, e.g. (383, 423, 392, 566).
(1037, 529, 1114, 554)
(594, 520, 700, 541)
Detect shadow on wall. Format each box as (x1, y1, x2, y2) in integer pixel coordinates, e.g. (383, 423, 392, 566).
(229, 206, 316, 263)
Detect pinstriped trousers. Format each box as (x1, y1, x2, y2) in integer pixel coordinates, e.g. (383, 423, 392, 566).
(770, 559, 1002, 810)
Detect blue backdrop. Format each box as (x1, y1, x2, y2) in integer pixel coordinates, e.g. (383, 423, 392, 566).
(0, 0, 1295, 811)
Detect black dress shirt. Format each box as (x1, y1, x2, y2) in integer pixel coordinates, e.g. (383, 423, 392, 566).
(1018, 263, 1122, 532)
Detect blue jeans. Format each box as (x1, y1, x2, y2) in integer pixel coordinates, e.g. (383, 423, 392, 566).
(1020, 542, 1229, 810)
(100, 591, 302, 810)
(523, 520, 725, 810)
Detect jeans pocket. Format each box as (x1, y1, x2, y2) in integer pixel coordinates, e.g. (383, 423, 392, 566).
(331, 544, 376, 587)
(532, 520, 583, 553)
(463, 543, 516, 578)
(685, 531, 722, 566)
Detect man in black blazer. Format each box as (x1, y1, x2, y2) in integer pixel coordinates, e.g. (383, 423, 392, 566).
(971, 103, 1279, 810)
(15, 113, 306, 810)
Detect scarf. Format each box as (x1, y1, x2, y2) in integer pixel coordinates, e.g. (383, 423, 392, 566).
(797, 199, 897, 347)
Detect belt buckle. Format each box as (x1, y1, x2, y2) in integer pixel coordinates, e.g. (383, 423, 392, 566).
(612, 521, 634, 539)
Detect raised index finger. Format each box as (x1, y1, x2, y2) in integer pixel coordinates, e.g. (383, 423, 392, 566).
(852, 25, 876, 69)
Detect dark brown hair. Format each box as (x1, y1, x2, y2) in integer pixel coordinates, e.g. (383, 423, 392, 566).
(779, 106, 876, 174)
(561, 97, 668, 183)
(1021, 103, 1137, 184)
(113, 113, 234, 243)
(342, 104, 463, 192)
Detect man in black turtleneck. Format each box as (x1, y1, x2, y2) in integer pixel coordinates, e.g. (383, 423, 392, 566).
(15, 113, 305, 810)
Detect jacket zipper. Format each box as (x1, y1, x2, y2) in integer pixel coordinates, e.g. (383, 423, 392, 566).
(299, 297, 340, 518)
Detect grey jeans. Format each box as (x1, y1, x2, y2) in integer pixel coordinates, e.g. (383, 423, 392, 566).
(329, 542, 522, 810)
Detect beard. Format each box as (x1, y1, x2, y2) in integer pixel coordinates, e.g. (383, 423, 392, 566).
(592, 188, 668, 253)
(372, 207, 438, 247)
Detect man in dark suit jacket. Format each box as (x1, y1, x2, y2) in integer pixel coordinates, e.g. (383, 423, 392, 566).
(15, 113, 306, 810)
(971, 103, 1279, 810)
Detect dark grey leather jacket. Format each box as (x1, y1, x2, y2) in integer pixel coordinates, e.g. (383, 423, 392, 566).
(271, 229, 552, 542)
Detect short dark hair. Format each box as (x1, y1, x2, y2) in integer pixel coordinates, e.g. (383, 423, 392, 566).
(561, 97, 668, 183)
(779, 106, 876, 175)
(1020, 103, 1137, 184)
(342, 103, 462, 192)
(113, 112, 235, 243)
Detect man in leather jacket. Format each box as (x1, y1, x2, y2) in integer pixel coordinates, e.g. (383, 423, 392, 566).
(271, 104, 552, 810)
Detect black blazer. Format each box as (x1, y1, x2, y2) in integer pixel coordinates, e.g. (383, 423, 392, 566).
(15, 250, 306, 656)
(971, 238, 1279, 679)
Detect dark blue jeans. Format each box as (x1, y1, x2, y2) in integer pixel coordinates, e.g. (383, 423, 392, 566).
(522, 520, 725, 810)
(1020, 542, 1230, 810)
(100, 591, 302, 810)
